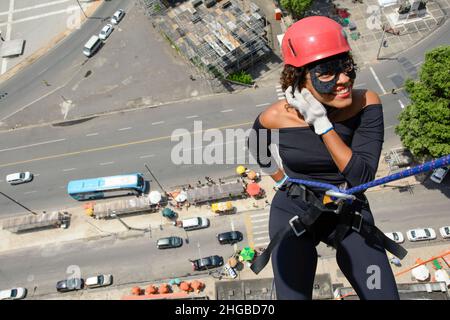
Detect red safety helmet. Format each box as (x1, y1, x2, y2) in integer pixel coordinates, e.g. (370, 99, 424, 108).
(281, 16, 351, 68)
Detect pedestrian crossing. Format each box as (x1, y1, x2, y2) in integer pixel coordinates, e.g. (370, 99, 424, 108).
(275, 84, 285, 101)
(245, 210, 270, 249)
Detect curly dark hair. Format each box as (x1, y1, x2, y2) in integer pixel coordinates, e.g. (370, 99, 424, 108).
(280, 53, 357, 92)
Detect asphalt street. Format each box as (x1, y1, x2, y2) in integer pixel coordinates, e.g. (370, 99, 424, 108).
(0, 213, 246, 298)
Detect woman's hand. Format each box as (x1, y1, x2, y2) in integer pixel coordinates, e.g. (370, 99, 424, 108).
(285, 86, 333, 135)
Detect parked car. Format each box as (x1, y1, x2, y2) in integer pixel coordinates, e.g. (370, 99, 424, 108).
(156, 236, 183, 249)
(439, 226, 450, 239)
(85, 274, 113, 288)
(110, 9, 125, 24)
(430, 167, 449, 183)
(406, 228, 436, 242)
(384, 232, 405, 244)
(99, 24, 114, 40)
(6, 172, 33, 185)
(223, 264, 237, 279)
(191, 255, 224, 271)
(217, 231, 243, 245)
(56, 278, 84, 292)
(0, 287, 27, 300)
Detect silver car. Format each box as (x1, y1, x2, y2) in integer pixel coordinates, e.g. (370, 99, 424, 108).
(99, 24, 114, 40)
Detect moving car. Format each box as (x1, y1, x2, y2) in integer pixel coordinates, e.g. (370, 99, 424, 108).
(56, 278, 84, 292)
(430, 167, 449, 184)
(384, 232, 405, 244)
(156, 236, 183, 249)
(180, 217, 209, 231)
(191, 255, 224, 271)
(0, 287, 27, 300)
(406, 228, 436, 242)
(439, 226, 450, 239)
(6, 172, 33, 185)
(110, 9, 125, 24)
(217, 231, 243, 245)
(85, 274, 113, 288)
(99, 24, 114, 40)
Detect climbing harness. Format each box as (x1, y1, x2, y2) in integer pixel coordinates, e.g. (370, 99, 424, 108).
(250, 154, 450, 274)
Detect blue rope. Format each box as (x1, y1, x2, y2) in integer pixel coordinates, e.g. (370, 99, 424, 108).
(287, 154, 450, 195)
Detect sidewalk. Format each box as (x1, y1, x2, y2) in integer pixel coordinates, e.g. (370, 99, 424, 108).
(0, 0, 104, 83)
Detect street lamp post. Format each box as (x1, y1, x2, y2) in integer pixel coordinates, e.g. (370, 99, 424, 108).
(76, 0, 88, 19)
(0, 192, 38, 215)
(377, 27, 387, 60)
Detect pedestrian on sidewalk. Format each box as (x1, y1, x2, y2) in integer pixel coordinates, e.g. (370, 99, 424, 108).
(248, 16, 405, 300)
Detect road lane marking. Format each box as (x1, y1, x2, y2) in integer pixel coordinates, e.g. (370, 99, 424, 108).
(62, 168, 76, 172)
(0, 138, 66, 153)
(252, 218, 269, 223)
(253, 230, 268, 235)
(24, 190, 37, 194)
(0, 7, 83, 27)
(353, 82, 366, 88)
(13, 1, 71, 13)
(276, 88, 283, 93)
(254, 241, 269, 247)
(230, 217, 238, 252)
(369, 67, 387, 94)
(255, 103, 270, 108)
(34, 173, 40, 177)
(152, 121, 165, 125)
(186, 115, 199, 119)
(86, 133, 99, 137)
(118, 127, 132, 131)
(252, 224, 268, 229)
(254, 236, 270, 241)
(221, 109, 233, 113)
(414, 61, 423, 67)
(398, 100, 406, 109)
(1, 0, 14, 74)
(139, 154, 155, 159)
(250, 212, 270, 218)
(0, 121, 253, 168)
(100, 162, 114, 166)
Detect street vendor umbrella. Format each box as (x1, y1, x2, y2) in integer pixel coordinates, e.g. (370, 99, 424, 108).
(412, 265, 430, 281)
(247, 170, 257, 181)
(246, 183, 261, 197)
(149, 191, 162, 204)
(180, 282, 192, 292)
(240, 247, 255, 262)
(175, 191, 187, 203)
(191, 280, 204, 292)
(236, 165, 246, 175)
(159, 283, 170, 294)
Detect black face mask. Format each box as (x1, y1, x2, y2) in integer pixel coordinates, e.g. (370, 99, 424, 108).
(308, 55, 356, 94)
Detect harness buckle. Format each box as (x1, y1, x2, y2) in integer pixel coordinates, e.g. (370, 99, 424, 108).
(352, 212, 363, 233)
(289, 216, 306, 237)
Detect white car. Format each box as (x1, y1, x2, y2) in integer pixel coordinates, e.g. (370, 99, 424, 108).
(85, 274, 113, 288)
(110, 9, 125, 25)
(439, 226, 450, 239)
(6, 172, 33, 185)
(385, 232, 405, 244)
(406, 228, 436, 242)
(0, 287, 27, 300)
(99, 24, 114, 40)
(430, 167, 449, 183)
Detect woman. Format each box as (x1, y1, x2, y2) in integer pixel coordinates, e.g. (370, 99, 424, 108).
(249, 16, 405, 300)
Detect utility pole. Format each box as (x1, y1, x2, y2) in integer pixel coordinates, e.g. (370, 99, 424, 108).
(144, 163, 166, 193)
(377, 27, 387, 60)
(0, 192, 38, 215)
(76, 0, 88, 19)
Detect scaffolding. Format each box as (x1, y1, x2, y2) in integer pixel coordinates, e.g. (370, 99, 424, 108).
(141, 0, 271, 78)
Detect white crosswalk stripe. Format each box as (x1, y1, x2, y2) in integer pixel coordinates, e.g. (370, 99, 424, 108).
(248, 211, 270, 249)
(276, 84, 285, 101)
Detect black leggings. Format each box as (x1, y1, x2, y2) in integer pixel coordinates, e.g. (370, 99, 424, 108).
(269, 188, 399, 300)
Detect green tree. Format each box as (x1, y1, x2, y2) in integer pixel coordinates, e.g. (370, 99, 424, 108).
(280, 0, 313, 19)
(395, 46, 450, 159)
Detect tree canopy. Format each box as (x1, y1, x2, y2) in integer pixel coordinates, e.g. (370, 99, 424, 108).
(280, 0, 314, 19)
(395, 45, 450, 159)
